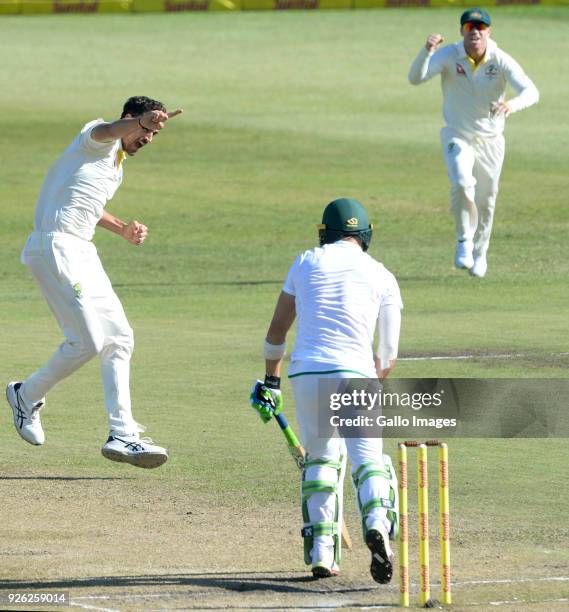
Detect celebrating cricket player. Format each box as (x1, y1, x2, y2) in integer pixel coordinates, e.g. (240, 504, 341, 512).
(251, 198, 402, 581)
(6, 96, 182, 468)
(408, 8, 539, 277)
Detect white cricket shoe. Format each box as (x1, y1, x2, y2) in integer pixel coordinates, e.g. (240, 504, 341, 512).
(6, 382, 45, 446)
(101, 433, 169, 469)
(469, 255, 488, 278)
(454, 240, 474, 270)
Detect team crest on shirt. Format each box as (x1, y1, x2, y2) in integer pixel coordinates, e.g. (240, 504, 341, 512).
(73, 283, 82, 298)
(485, 64, 498, 78)
(455, 63, 466, 76)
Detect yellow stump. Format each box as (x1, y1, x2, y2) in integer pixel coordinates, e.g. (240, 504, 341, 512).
(398, 443, 409, 608)
(439, 443, 452, 604)
(417, 444, 430, 606)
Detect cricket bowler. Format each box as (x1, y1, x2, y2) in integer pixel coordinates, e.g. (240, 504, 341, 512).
(6, 96, 182, 468)
(251, 198, 402, 581)
(408, 8, 539, 277)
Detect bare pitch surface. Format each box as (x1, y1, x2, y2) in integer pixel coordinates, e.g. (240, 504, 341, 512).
(1, 473, 568, 611)
(1, 440, 568, 609)
(3, 575, 569, 610)
(1, 7, 569, 612)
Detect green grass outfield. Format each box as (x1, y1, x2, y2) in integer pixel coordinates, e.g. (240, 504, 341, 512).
(1, 7, 568, 610)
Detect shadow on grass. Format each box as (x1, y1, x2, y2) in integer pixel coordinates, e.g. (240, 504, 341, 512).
(0, 572, 381, 596)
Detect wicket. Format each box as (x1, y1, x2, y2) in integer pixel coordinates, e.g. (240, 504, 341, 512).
(398, 440, 451, 607)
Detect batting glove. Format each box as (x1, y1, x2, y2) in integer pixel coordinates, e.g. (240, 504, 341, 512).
(250, 376, 283, 424)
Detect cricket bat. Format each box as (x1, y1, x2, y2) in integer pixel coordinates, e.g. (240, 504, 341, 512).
(274, 411, 353, 550)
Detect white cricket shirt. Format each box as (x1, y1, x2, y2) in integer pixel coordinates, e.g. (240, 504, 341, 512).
(408, 39, 539, 138)
(283, 241, 403, 378)
(33, 119, 124, 241)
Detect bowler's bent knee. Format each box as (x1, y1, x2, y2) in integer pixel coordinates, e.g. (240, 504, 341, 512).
(450, 180, 476, 206)
(101, 326, 134, 359)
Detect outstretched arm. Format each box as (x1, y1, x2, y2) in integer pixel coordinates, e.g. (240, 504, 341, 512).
(92, 109, 183, 143)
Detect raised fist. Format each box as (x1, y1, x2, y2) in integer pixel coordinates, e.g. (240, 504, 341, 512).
(426, 33, 444, 53)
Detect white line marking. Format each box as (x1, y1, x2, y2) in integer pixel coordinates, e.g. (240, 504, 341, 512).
(486, 598, 568, 607)
(69, 601, 120, 612)
(74, 593, 172, 600)
(400, 351, 569, 362)
(456, 576, 569, 586)
(70, 575, 569, 603)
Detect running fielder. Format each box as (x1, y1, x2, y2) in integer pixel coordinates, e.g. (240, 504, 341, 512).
(251, 198, 402, 581)
(6, 96, 182, 468)
(408, 8, 539, 277)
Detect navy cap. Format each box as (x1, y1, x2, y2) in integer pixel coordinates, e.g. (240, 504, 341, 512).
(460, 8, 491, 26)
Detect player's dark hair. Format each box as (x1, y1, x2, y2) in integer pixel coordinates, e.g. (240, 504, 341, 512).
(121, 96, 166, 118)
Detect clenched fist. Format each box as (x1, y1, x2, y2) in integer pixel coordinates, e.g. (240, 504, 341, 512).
(122, 220, 148, 245)
(426, 33, 444, 53)
(490, 101, 512, 118)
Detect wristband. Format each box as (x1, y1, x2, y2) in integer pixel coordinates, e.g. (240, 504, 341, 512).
(264, 375, 281, 390)
(138, 117, 152, 133)
(264, 339, 286, 360)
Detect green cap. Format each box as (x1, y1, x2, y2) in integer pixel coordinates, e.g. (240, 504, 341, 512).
(460, 8, 491, 26)
(318, 198, 374, 251)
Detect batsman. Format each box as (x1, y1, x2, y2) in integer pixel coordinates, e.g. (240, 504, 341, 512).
(251, 198, 403, 581)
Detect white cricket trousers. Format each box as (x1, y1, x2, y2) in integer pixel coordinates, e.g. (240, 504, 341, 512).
(441, 126, 505, 258)
(19, 231, 139, 436)
(291, 373, 392, 557)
